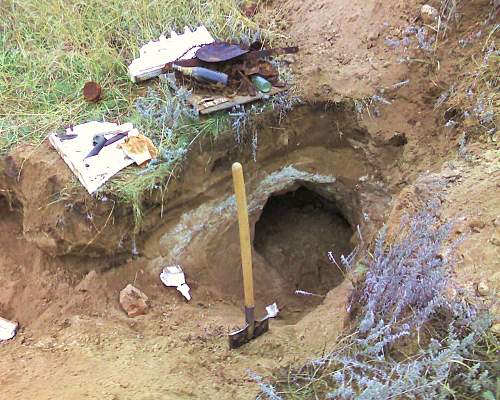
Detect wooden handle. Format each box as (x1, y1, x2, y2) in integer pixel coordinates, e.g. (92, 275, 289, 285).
(232, 162, 254, 309)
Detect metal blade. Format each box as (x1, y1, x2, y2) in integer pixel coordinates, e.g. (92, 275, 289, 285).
(228, 316, 269, 349)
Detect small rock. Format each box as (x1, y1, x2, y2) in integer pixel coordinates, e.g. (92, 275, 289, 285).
(368, 30, 379, 41)
(76, 270, 98, 292)
(469, 218, 485, 233)
(278, 133, 289, 147)
(421, 4, 439, 24)
(281, 54, 297, 64)
(119, 284, 149, 317)
(490, 228, 500, 246)
(476, 281, 490, 296)
(491, 323, 500, 335)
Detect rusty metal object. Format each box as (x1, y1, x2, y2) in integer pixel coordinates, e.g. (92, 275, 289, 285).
(83, 81, 102, 102)
(161, 44, 298, 98)
(238, 70, 257, 97)
(241, 60, 279, 78)
(196, 42, 249, 63)
(163, 45, 299, 73)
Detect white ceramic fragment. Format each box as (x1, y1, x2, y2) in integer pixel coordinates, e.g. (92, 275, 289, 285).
(265, 302, 279, 318)
(160, 266, 191, 301)
(0, 317, 18, 341)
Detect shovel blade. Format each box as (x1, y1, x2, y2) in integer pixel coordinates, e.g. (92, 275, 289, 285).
(228, 317, 269, 349)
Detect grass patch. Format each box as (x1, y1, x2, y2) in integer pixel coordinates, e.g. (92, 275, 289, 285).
(105, 77, 232, 228)
(432, 1, 498, 138)
(0, 0, 268, 154)
(445, 23, 499, 137)
(0, 0, 280, 226)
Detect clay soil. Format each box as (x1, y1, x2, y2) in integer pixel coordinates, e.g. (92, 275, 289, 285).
(1, 0, 499, 399)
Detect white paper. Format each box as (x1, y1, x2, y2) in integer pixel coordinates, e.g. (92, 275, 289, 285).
(160, 266, 186, 287)
(266, 302, 279, 318)
(49, 121, 136, 194)
(177, 283, 191, 301)
(0, 317, 18, 341)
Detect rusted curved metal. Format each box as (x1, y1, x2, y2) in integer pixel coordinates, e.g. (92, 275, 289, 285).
(195, 42, 249, 63)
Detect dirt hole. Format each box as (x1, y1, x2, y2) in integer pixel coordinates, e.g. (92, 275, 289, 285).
(254, 187, 354, 297)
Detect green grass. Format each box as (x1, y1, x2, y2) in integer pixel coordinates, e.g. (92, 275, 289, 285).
(0, 0, 276, 226)
(0, 0, 267, 154)
(105, 81, 232, 228)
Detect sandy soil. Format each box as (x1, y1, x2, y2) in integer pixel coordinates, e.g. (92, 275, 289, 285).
(1, 0, 498, 399)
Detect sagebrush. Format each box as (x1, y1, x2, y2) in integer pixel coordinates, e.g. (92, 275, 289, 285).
(256, 202, 499, 400)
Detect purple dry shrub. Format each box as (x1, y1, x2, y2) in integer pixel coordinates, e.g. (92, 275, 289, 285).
(356, 200, 456, 338)
(257, 201, 498, 400)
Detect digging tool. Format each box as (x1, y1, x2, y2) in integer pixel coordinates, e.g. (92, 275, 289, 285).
(229, 162, 269, 349)
(84, 132, 128, 159)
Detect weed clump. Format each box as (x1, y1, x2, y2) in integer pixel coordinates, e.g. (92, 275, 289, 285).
(105, 79, 230, 228)
(256, 202, 499, 400)
(0, 0, 268, 154)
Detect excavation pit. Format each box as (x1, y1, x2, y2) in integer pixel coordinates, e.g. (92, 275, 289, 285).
(254, 186, 354, 302)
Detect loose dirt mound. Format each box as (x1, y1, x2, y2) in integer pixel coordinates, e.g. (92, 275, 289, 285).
(269, 0, 413, 101)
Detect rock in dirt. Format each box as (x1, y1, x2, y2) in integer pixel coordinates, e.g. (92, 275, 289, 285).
(469, 218, 485, 233)
(119, 284, 149, 317)
(476, 281, 490, 297)
(491, 323, 500, 336)
(421, 5, 439, 24)
(490, 228, 500, 246)
(76, 270, 98, 292)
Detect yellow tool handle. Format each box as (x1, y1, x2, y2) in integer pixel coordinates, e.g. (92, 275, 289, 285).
(232, 162, 255, 309)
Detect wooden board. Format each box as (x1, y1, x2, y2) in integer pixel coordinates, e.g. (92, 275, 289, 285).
(188, 87, 286, 115)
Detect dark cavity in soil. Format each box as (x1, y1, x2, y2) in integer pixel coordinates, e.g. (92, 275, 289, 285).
(254, 186, 354, 296)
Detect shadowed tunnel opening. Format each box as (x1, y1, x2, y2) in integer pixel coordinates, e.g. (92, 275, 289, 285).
(254, 186, 354, 297)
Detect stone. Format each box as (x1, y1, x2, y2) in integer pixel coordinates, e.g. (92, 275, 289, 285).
(119, 284, 149, 317)
(490, 228, 500, 246)
(367, 30, 379, 41)
(281, 54, 297, 64)
(421, 4, 439, 24)
(76, 270, 98, 292)
(476, 281, 490, 297)
(491, 323, 500, 335)
(469, 218, 485, 233)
